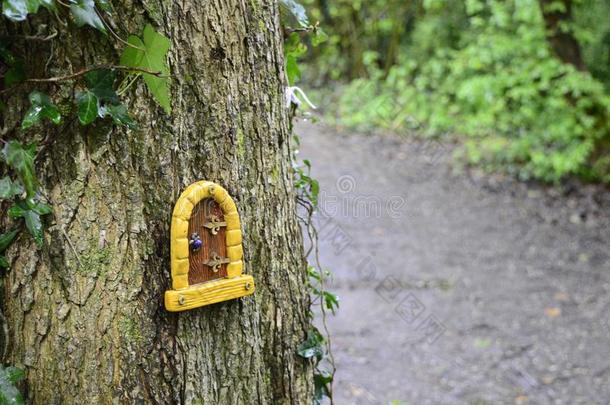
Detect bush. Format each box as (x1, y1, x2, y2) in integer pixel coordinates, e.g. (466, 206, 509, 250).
(330, 0, 610, 183)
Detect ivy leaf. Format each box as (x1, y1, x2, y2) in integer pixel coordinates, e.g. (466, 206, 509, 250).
(297, 329, 325, 361)
(101, 104, 136, 129)
(26, 198, 52, 215)
(70, 0, 106, 33)
(2, 141, 37, 198)
(94, 0, 110, 12)
(0, 366, 24, 404)
(312, 28, 328, 47)
(2, 0, 54, 21)
(286, 55, 300, 85)
(284, 33, 307, 85)
(8, 200, 50, 247)
(279, 0, 309, 27)
(120, 24, 171, 113)
(313, 371, 332, 405)
(0, 229, 18, 252)
(21, 91, 61, 129)
(23, 209, 44, 247)
(84, 69, 118, 104)
(0, 177, 24, 199)
(0, 365, 25, 405)
(322, 291, 340, 314)
(2, 0, 29, 21)
(0, 255, 8, 269)
(76, 90, 99, 125)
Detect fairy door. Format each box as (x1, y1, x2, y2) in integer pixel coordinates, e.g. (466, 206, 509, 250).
(164, 181, 255, 312)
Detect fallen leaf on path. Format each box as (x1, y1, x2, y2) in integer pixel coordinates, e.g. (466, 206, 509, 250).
(544, 307, 561, 318)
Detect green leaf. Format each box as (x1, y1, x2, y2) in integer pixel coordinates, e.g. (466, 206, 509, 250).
(2, 141, 37, 198)
(297, 329, 325, 361)
(21, 91, 61, 129)
(23, 209, 43, 247)
(323, 291, 340, 314)
(70, 0, 106, 33)
(0, 177, 24, 199)
(7, 204, 25, 219)
(2, 0, 28, 21)
(8, 201, 46, 247)
(3, 368, 24, 385)
(84, 69, 118, 104)
(94, 0, 110, 12)
(312, 28, 328, 47)
(0, 255, 9, 269)
(0, 365, 24, 405)
(26, 198, 52, 215)
(284, 33, 307, 85)
(2, 0, 54, 21)
(120, 24, 171, 113)
(0, 229, 18, 252)
(101, 104, 136, 129)
(280, 0, 309, 27)
(9, 199, 51, 247)
(313, 371, 332, 405)
(286, 54, 300, 85)
(76, 90, 99, 125)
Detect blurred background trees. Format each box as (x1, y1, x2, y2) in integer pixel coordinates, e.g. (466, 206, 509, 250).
(297, 0, 610, 184)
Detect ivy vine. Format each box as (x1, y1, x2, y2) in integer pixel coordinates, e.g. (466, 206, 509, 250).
(279, 1, 338, 404)
(1, 0, 172, 401)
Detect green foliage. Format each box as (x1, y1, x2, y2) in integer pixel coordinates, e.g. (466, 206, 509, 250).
(2, 0, 54, 22)
(298, 327, 333, 405)
(313, 0, 610, 183)
(0, 365, 24, 405)
(1, 141, 51, 250)
(2, 141, 37, 197)
(0, 177, 23, 200)
(297, 328, 325, 361)
(76, 91, 98, 125)
(293, 158, 319, 206)
(120, 24, 172, 113)
(313, 371, 332, 405)
(0, 229, 19, 268)
(8, 199, 52, 247)
(70, 0, 106, 32)
(21, 91, 61, 130)
(1, 0, 170, 277)
(280, 0, 309, 27)
(285, 33, 308, 85)
(76, 70, 136, 128)
(0, 45, 24, 86)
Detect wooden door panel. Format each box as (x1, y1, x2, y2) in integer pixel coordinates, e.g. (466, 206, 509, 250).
(188, 198, 227, 285)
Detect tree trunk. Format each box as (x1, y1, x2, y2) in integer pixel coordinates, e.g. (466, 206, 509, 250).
(0, 1, 313, 403)
(539, 0, 587, 71)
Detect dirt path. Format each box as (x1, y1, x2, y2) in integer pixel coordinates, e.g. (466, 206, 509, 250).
(297, 120, 610, 405)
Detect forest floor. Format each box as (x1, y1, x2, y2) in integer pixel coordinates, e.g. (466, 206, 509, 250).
(297, 119, 610, 405)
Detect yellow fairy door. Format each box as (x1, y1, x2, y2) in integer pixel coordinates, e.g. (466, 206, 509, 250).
(164, 181, 255, 312)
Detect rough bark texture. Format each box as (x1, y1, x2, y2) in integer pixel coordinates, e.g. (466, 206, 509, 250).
(0, 0, 313, 403)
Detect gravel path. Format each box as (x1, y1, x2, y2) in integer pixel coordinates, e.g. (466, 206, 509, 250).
(297, 119, 610, 405)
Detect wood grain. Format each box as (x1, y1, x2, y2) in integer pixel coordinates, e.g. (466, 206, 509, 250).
(188, 198, 228, 285)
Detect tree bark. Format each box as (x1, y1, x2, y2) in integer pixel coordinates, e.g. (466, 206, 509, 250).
(0, 0, 313, 403)
(539, 0, 587, 71)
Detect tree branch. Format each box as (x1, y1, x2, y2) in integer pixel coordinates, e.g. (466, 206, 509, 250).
(25, 65, 167, 83)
